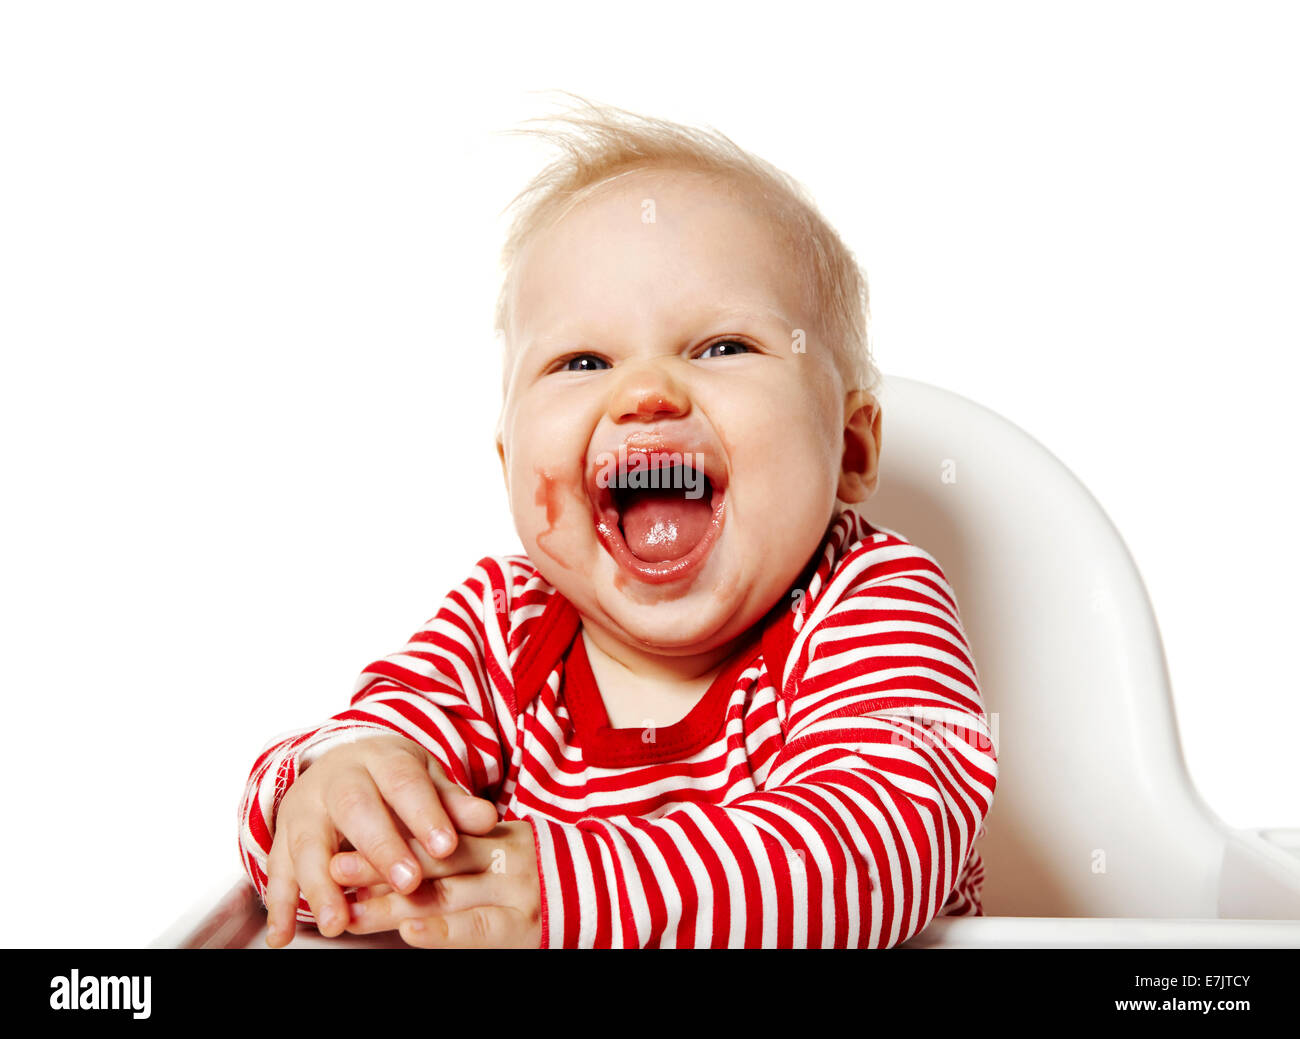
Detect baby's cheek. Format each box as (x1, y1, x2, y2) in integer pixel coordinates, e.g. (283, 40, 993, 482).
(524, 464, 593, 578)
(742, 427, 839, 541)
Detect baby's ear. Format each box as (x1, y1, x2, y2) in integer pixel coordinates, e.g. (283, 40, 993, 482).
(836, 390, 882, 503)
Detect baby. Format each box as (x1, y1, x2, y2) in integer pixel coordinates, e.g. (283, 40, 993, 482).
(238, 98, 998, 948)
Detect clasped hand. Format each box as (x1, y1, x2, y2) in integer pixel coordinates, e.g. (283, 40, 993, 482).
(264, 733, 541, 949)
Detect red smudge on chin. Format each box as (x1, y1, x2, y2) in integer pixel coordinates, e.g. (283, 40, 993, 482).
(611, 563, 691, 602)
(612, 564, 632, 597)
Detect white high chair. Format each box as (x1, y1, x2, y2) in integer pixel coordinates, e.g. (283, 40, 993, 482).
(863, 375, 1300, 946)
(156, 374, 1300, 949)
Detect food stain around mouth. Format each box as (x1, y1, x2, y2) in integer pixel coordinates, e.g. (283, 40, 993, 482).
(533, 465, 590, 577)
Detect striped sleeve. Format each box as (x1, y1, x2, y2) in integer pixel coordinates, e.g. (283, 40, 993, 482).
(525, 535, 998, 947)
(235, 556, 520, 919)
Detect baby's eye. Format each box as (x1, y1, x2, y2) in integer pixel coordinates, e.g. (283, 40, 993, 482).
(555, 353, 611, 373)
(697, 339, 752, 359)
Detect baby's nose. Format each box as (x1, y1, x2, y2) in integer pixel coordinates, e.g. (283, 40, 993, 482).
(609, 366, 690, 423)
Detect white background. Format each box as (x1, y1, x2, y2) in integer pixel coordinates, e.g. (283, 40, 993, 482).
(1, 1, 1296, 947)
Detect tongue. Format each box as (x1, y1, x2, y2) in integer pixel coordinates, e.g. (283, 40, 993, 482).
(620, 489, 713, 562)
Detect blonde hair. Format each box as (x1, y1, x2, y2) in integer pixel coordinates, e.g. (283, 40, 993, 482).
(493, 94, 880, 438)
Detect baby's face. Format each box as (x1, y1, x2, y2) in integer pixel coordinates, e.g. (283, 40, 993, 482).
(497, 168, 878, 657)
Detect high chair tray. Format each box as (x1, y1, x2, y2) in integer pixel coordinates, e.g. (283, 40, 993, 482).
(153, 878, 1300, 949)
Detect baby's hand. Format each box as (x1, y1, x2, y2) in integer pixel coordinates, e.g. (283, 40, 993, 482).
(331, 820, 542, 948)
(264, 733, 500, 948)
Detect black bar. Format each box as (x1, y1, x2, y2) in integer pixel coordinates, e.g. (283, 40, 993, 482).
(5, 947, 1298, 1026)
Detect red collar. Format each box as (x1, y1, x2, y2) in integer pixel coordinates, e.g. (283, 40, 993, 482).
(511, 586, 804, 768)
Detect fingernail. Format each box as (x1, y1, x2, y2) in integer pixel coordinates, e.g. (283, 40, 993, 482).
(336, 853, 359, 875)
(407, 919, 425, 933)
(430, 828, 454, 856)
(390, 861, 417, 890)
(319, 907, 340, 932)
(350, 901, 366, 921)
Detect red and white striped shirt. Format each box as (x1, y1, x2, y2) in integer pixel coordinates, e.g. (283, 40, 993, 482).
(238, 509, 998, 947)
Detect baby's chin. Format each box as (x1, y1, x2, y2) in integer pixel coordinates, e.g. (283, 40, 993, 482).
(594, 591, 742, 652)
(583, 547, 768, 653)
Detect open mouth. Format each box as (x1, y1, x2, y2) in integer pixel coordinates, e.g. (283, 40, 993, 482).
(588, 452, 727, 584)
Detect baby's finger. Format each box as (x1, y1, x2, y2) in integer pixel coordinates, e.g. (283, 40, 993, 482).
(366, 751, 461, 862)
(330, 848, 392, 888)
(330, 831, 482, 887)
(398, 905, 530, 949)
(326, 774, 423, 896)
(426, 765, 501, 838)
(265, 832, 301, 948)
(345, 874, 496, 934)
(283, 820, 348, 937)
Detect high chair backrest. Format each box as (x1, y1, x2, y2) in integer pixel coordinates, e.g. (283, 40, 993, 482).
(860, 375, 1227, 917)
